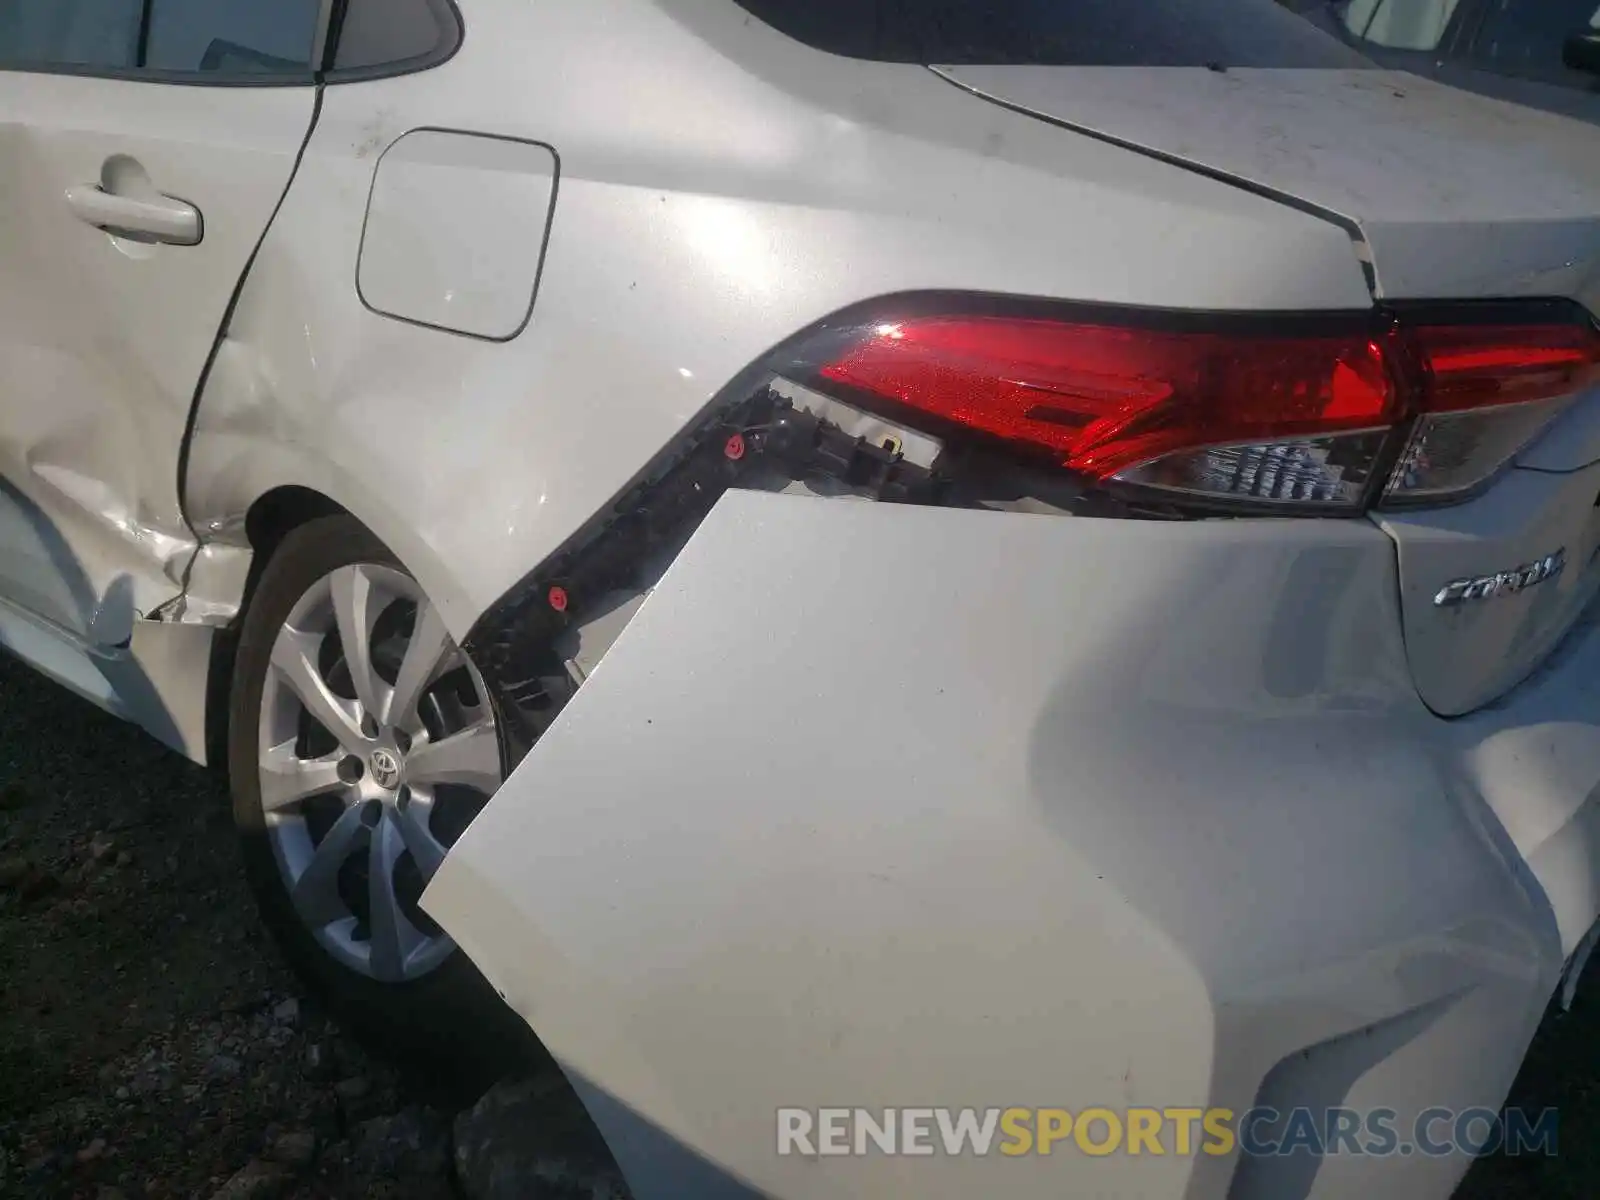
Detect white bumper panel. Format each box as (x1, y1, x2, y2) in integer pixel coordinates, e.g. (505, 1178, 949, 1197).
(1449, 596, 1600, 957)
(425, 492, 1571, 1200)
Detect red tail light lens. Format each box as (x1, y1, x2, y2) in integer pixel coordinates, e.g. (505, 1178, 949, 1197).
(819, 317, 1396, 480)
(789, 304, 1600, 511)
(1413, 323, 1600, 412)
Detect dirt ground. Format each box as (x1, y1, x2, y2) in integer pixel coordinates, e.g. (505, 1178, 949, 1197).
(0, 656, 624, 1200)
(0, 652, 1594, 1198)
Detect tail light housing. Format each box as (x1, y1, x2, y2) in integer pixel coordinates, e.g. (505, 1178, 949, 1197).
(1384, 321, 1600, 503)
(773, 299, 1600, 513)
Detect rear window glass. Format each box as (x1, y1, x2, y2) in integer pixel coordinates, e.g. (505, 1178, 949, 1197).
(730, 0, 1373, 67)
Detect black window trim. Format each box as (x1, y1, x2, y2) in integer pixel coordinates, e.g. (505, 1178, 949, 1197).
(0, 0, 461, 86)
(310, 0, 339, 74)
(725, 0, 1372, 67)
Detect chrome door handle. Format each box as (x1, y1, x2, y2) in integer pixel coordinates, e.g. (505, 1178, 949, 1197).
(65, 184, 203, 246)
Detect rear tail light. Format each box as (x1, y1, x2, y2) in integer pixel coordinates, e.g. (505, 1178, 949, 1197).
(1384, 322, 1600, 503)
(778, 302, 1600, 512)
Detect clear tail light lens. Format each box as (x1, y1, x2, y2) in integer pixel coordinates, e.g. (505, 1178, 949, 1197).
(1116, 431, 1391, 506)
(783, 303, 1600, 512)
(1384, 403, 1569, 502)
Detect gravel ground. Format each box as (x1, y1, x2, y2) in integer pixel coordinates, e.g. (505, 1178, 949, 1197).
(0, 656, 624, 1200)
(0, 650, 1595, 1198)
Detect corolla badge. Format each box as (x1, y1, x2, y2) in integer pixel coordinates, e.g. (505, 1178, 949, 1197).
(1433, 548, 1566, 608)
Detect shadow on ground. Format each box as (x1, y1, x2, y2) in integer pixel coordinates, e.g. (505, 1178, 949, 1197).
(1455, 991, 1600, 1199)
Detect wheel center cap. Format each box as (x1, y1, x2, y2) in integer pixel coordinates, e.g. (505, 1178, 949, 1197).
(369, 746, 402, 790)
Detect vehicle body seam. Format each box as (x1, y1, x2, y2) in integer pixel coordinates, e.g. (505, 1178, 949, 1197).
(169, 83, 327, 620)
(924, 64, 1383, 299)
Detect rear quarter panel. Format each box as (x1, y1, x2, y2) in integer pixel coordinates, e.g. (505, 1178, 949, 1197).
(182, 0, 1372, 637)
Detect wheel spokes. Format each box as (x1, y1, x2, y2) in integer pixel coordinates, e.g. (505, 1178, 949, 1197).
(271, 626, 368, 753)
(386, 598, 452, 730)
(259, 740, 347, 813)
(291, 803, 370, 929)
(329, 564, 388, 726)
(405, 718, 501, 795)
(259, 560, 499, 984)
(394, 791, 450, 879)
(367, 810, 418, 983)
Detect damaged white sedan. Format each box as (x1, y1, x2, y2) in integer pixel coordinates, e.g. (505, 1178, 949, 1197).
(3, 0, 1600, 1196)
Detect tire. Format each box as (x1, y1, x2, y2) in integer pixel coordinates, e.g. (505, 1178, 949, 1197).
(228, 514, 538, 1093)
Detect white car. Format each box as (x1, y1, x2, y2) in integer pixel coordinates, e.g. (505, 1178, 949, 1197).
(2, 0, 1599, 1196)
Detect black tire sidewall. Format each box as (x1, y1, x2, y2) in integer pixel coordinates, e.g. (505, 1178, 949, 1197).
(227, 514, 532, 1090)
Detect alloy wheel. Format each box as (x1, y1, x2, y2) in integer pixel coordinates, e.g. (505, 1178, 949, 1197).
(256, 563, 501, 983)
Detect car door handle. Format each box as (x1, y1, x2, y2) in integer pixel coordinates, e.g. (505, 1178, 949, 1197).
(64, 185, 203, 247)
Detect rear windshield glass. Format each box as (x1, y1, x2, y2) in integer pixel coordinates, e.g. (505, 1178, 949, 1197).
(730, 0, 1373, 67)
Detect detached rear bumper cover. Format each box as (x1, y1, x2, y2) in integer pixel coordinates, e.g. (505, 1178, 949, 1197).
(423, 491, 1588, 1199)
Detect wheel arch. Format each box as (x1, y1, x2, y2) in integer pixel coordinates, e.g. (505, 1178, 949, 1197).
(203, 484, 352, 774)
(242, 485, 350, 602)
(189, 453, 490, 774)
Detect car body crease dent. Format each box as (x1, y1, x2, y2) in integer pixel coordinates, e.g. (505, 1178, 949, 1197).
(166, 82, 328, 624)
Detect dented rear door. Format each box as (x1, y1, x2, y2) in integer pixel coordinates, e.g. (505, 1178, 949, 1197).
(0, 38, 319, 641)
